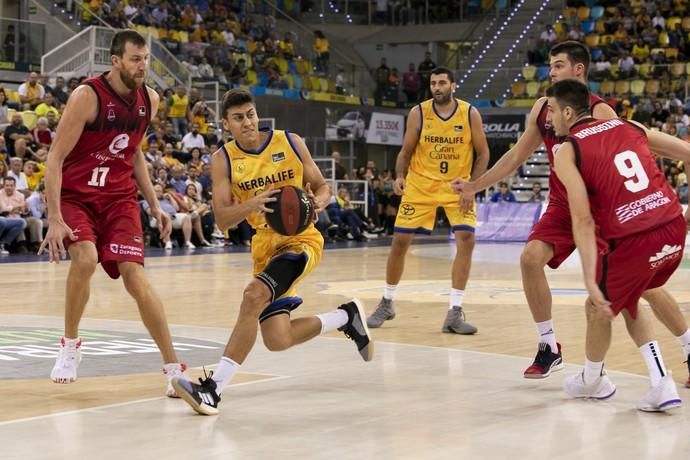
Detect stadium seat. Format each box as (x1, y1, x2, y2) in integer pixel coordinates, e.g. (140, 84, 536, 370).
(258, 72, 269, 87)
(671, 62, 685, 77)
(21, 111, 37, 130)
(590, 47, 603, 60)
(638, 62, 651, 79)
(318, 78, 329, 92)
(600, 34, 614, 45)
(522, 65, 537, 80)
(563, 7, 576, 18)
(588, 81, 600, 93)
(666, 48, 679, 59)
(667, 17, 682, 30)
(645, 79, 660, 96)
(658, 31, 670, 47)
(536, 65, 550, 81)
(577, 7, 590, 20)
(285, 74, 294, 89)
(685, 62, 690, 76)
(600, 80, 614, 95)
(630, 79, 646, 96)
(614, 80, 630, 96)
(595, 19, 606, 34)
(683, 17, 690, 32)
(511, 81, 526, 97)
(276, 58, 289, 75)
(302, 76, 312, 91)
(553, 22, 564, 34)
(526, 81, 540, 98)
(288, 60, 298, 75)
(582, 21, 595, 34)
(328, 80, 336, 93)
(310, 76, 321, 91)
(585, 33, 599, 47)
(292, 74, 303, 90)
(608, 63, 619, 79)
(247, 70, 258, 86)
(590, 6, 604, 19)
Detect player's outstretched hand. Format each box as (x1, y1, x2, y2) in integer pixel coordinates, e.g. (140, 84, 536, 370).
(393, 177, 406, 195)
(150, 207, 172, 242)
(38, 221, 77, 263)
(304, 183, 325, 214)
(250, 186, 281, 214)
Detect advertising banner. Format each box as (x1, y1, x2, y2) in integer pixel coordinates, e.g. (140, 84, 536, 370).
(475, 202, 542, 242)
(365, 112, 405, 146)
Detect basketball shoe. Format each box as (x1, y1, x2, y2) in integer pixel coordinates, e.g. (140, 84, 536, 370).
(638, 374, 682, 412)
(563, 371, 617, 400)
(366, 297, 395, 328)
(442, 306, 477, 335)
(524, 343, 563, 379)
(163, 363, 189, 398)
(172, 371, 221, 416)
(51, 337, 82, 384)
(338, 298, 374, 362)
(685, 354, 690, 389)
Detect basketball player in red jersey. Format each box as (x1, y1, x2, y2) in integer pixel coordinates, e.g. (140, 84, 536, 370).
(39, 30, 189, 396)
(550, 79, 685, 411)
(453, 41, 690, 384)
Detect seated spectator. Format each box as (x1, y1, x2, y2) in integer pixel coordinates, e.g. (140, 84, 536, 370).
(0, 176, 37, 252)
(490, 182, 516, 202)
(230, 59, 248, 85)
(527, 183, 545, 203)
(183, 183, 212, 246)
(181, 122, 206, 152)
(7, 157, 28, 196)
(631, 37, 650, 63)
(327, 186, 367, 242)
(17, 72, 45, 110)
(4, 113, 34, 159)
(26, 182, 47, 234)
(162, 143, 184, 168)
(32, 117, 54, 150)
(169, 165, 188, 194)
(143, 184, 194, 249)
(0, 89, 9, 130)
(617, 51, 636, 78)
(23, 159, 45, 193)
(34, 93, 61, 121)
(592, 55, 612, 81)
(185, 165, 203, 195)
(155, 167, 170, 188)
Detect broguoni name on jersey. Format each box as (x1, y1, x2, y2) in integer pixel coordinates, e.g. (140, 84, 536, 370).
(222, 129, 305, 229)
(410, 98, 474, 181)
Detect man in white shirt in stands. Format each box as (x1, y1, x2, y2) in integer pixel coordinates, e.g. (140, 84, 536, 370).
(180, 122, 206, 152)
(7, 157, 29, 197)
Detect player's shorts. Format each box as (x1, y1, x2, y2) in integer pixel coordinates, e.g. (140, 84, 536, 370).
(62, 197, 145, 279)
(252, 226, 324, 322)
(527, 201, 576, 269)
(394, 173, 475, 234)
(599, 214, 686, 318)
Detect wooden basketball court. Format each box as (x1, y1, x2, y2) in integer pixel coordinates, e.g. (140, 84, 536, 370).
(1, 239, 689, 459)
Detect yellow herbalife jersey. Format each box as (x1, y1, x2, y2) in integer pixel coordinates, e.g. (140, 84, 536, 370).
(222, 129, 323, 274)
(410, 98, 474, 181)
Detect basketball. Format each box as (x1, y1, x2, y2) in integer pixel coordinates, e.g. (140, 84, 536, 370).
(265, 185, 315, 236)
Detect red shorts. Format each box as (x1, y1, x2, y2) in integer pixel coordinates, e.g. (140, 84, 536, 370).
(598, 215, 686, 318)
(527, 202, 576, 269)
(62, 197, 145, 279)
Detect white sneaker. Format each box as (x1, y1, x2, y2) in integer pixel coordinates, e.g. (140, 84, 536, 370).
(51, 338, 82, 384)
(164, 241, 173, 250)
(563, 371, 616, 400)
(163, 363, 189, 398)
(638, 374, 683, 412)
(184, 241, 196, 249)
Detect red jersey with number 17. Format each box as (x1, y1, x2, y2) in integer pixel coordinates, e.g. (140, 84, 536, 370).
(566, 117, 681, 240)
(537, 94, 608, 207)
(61, 72, 151, 202)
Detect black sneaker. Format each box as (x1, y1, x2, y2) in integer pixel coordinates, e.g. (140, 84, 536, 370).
(338, 298, 375, 362)
(172, 371, 221, 416)
(523, 343, 563, 379)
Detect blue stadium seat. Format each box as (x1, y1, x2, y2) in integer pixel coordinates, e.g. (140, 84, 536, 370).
(581, 20, 595, 34)
(258, 72, 269, 87)
(288, 60, 298, 75)
(590, 6, 604, 19)
(536, 65, 550, 81)
(588, 81, 600, 93)
(590, 47, 603, 60)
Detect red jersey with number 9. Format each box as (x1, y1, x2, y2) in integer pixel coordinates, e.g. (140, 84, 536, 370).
(61, 72, 151, 202)
(565, 117, 681, 240)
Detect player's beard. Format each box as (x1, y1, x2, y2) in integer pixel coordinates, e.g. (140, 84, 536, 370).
(433, 90, 452, 105)
(120, 67, 145, 90)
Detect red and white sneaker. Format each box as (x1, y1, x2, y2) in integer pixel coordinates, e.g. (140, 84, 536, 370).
(51, 337, 82, 384)
(524, 342, 563, 379)
(163, 363, 189, 398)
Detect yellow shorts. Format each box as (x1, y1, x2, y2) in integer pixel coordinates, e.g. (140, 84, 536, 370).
(251, 226, 323, 321)
(395, 174, 476, 234)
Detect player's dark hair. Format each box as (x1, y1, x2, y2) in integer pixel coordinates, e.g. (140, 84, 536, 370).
(549, 40, 591, 77)
(110, 30, 147, 57)
(222, 89, 255, 118)
(430, 66, 455, 83)
(545, 79, 591, 117)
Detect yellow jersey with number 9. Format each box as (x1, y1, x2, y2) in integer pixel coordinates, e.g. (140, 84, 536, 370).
(410, 98, 474, 181)
(222, 129, 307, 230)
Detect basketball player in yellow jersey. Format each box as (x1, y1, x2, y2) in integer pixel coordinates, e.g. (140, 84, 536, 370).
(173, 89, 374, 416)
(367, 67, 490, 334)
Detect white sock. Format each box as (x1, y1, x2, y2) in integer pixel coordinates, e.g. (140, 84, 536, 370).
(449, 288, 465, 309)
(383, 284, 397, 300)
(212, 356, 240, 395)
(583, 358, 605, 385)
(62, 337, 81, 347)
(535, 320, 558, 352)
(316, 309, 349, 334)
(676, 329, 690, 357)
(640, 341, 667, 387)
